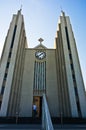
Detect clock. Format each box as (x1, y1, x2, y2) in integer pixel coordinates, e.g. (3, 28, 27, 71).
(35, 51, 46, 60)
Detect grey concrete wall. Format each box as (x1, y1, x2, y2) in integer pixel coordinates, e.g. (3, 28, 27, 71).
(7, 17, 27, 116)
(0, 16, 16, 93)
(19, 49, 35, 117)
(46, 49, 59, 117)
(60, 16, 78, 117)
(66, 18, 86, 117)
(0, 16, 17, 116)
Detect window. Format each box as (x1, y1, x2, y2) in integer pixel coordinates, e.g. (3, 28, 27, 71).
(33, 61, 46, 93)
(71, 63, 74, 70)
(0, 101, 2, 108)
(10, 25, 17, 48)
(6, 62, 10, 69)
(4, 73, 7, 78)
(65, 27, 70, 50)
(77, 100, 82, 117)
(69, 53, 72, 60)
(4, 73, 7, 80)
(8, 51, 12, 58)
(74, 86, 78, 96)
(1, 86, 5, 95)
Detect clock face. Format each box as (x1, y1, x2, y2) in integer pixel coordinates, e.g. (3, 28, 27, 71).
(35, 51, 46, 60)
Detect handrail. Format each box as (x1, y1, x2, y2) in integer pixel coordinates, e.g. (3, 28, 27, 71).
(42, 94, 54, 130)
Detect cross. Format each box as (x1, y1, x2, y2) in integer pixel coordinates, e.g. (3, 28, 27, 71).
(38, 38, 44, 44)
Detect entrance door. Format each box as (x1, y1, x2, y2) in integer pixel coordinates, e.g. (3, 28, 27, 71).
(33, 96, 42, 117)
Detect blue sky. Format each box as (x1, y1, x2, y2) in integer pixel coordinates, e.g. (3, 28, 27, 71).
(0, 0, 86, 88)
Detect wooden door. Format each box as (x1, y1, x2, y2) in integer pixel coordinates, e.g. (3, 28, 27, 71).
(33, 96, 40, 117)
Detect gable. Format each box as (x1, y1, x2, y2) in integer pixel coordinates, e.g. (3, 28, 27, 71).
(34, 43, 47, 49)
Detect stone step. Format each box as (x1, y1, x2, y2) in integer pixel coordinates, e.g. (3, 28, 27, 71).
(0, 124, 41, 130)
(0, 117, 42, 124)
(54, 124, 86, 130)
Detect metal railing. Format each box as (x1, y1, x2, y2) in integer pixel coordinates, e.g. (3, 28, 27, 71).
(42, 94, 54, 130)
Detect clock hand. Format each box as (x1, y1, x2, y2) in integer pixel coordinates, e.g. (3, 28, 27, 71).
(38, 52, 44, 57)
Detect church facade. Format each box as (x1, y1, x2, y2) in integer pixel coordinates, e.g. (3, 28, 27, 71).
(0, 10, 86, 118)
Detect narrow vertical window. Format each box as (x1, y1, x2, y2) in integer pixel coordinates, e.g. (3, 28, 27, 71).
(10, 25, 17, 48)
(33, 61, 46, 94)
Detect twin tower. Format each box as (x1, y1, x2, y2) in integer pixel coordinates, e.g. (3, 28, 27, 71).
(0, 10, 86, 118)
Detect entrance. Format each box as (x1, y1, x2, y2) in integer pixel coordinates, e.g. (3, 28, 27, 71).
(33, 96, 42, 117)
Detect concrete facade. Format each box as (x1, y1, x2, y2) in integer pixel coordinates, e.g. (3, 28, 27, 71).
(19, 48, 59, 117)
(0, 10, 86, 118)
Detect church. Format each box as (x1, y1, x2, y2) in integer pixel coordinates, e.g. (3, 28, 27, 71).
(0, 10, 86, 119)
